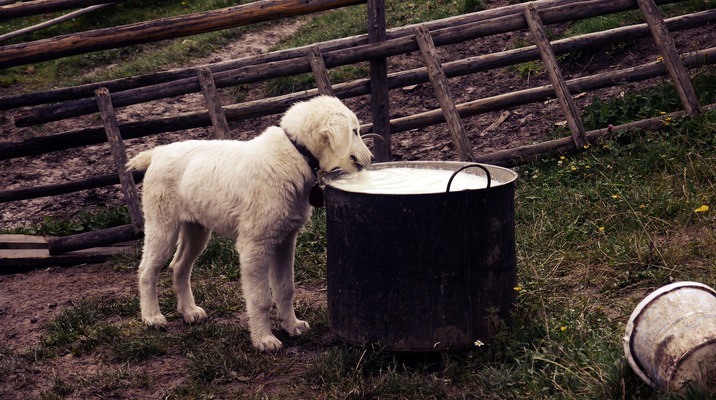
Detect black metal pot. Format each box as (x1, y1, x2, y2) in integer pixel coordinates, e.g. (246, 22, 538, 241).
(323, 161, 518, 351)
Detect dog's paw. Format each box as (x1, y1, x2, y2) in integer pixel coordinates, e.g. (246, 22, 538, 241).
(282, 319, 310, 336)
(254, 335, 284, 353)
(180, 306, 207, 325)
(142, 314, 168, 327)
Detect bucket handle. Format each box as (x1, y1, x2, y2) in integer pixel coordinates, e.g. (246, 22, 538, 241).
(446, 163, 492, 193)
(361, 133, 390, 154)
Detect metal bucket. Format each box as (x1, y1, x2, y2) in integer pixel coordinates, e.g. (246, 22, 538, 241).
(322, 161, 518, 351)
(623, 281, 716, 392)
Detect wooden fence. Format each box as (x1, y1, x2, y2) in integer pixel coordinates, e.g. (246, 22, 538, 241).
(1, 0, 714, 266)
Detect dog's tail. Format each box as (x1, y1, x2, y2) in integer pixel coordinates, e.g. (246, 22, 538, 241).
(126, 150, 153, 171)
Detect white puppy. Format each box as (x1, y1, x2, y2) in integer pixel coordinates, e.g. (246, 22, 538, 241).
(126, 96, 373, 352)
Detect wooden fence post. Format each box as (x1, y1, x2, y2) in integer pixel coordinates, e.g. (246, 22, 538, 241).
(307, 46, 336, 96)
(368, 0, 391, 161)
(415, 25, 475, 162)
(636, 0, 701, 116)
(94, 87, 144, 232)
(524, 4, 588, 149)
(197, 67, 231, 139)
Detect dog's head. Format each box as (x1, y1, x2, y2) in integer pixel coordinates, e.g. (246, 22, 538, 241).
(280, 96, 373, 173)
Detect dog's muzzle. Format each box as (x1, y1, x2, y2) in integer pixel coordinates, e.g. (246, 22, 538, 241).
(351, 154, 375, 171)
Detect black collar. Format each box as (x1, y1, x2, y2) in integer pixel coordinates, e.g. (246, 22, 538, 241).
(285, 131, 320, 175)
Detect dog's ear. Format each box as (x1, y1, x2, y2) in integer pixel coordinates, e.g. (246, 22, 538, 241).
(325, 114, 353, 158)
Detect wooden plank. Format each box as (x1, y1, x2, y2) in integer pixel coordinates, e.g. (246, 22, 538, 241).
(197, 67, 231, 139)
(307, 46, 335, 96)
(0, 170, 144, 203)
(636, 0, 701, 116)
(0, 234, 48, 249)
(48, 224, 143, 255)
(415, 24, 474, 162)
(0, 246, 134, 269)
(0, 0, 117, 21)
(0, 0, 366, 68)
(524, 4, 588, 149)
(95, 87, 144, 232)
(367, 0, 391, 161)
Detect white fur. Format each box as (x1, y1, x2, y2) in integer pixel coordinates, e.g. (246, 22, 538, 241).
(126, 96, 372, 352)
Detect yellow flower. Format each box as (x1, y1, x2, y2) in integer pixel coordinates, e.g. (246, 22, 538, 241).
(657, 55, 664, 62)
(514, 286, 523, 292)
(560, 326, 567, 332)
(611, 194, 619, 199)
(639, 204, 646, 209)
(660, 111, 667, 115)
(694, 205, 709, 213)
(583, 144, 591, 150)
(598, 226, 605, 232)
(474, 340, 484, 347)
(560, 155, 566, 160)
(571, 166, 577, 171)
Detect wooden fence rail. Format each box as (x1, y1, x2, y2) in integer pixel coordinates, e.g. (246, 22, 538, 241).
(0, 0, 118, 21)
(1, 10, 714, 161)
(0, 0, 684, 111)
(0, 0, 365, 67)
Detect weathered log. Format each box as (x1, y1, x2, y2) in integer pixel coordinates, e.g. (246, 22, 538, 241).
(0, 246, 135, 269)
(0, 0, 116, 21)
(415, 25, 474, 161)
(307, 47, 335, 97)
(0, 0, 366, 68)
(10, 0, 695, 126)
(524, 4, 588, 148)
(3, 5, 706, 114)
(0, 4, 114, 42)
(0, 170, 144, 203)
(48, 224, 142, 255)
(476, 103, 716, 168)
(198, 67, 231, 139)
(95, 87, 144, 231)
(2, 45, 715, 161)
(0, 0, 579, 109)
(637, 0, 701, 116)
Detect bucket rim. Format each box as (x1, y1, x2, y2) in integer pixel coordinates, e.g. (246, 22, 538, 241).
(322, 161, 518, 195)
(622, 281, 716, 388)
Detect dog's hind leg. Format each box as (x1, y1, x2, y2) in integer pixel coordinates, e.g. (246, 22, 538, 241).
(138, 220, 180, 327)
(238, 240, 284, 352)
(270, 231, 310, 337)
(171, 222, 211, 325)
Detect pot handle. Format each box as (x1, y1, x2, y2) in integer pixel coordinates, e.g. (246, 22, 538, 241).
(446, 163, 491, 192)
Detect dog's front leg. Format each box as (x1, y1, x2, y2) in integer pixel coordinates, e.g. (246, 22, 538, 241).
(239, 242, 284, 352)
(270, 232, 310, 337)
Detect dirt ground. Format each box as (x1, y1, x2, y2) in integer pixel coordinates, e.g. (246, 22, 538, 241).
(0, 2, 714, 398)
